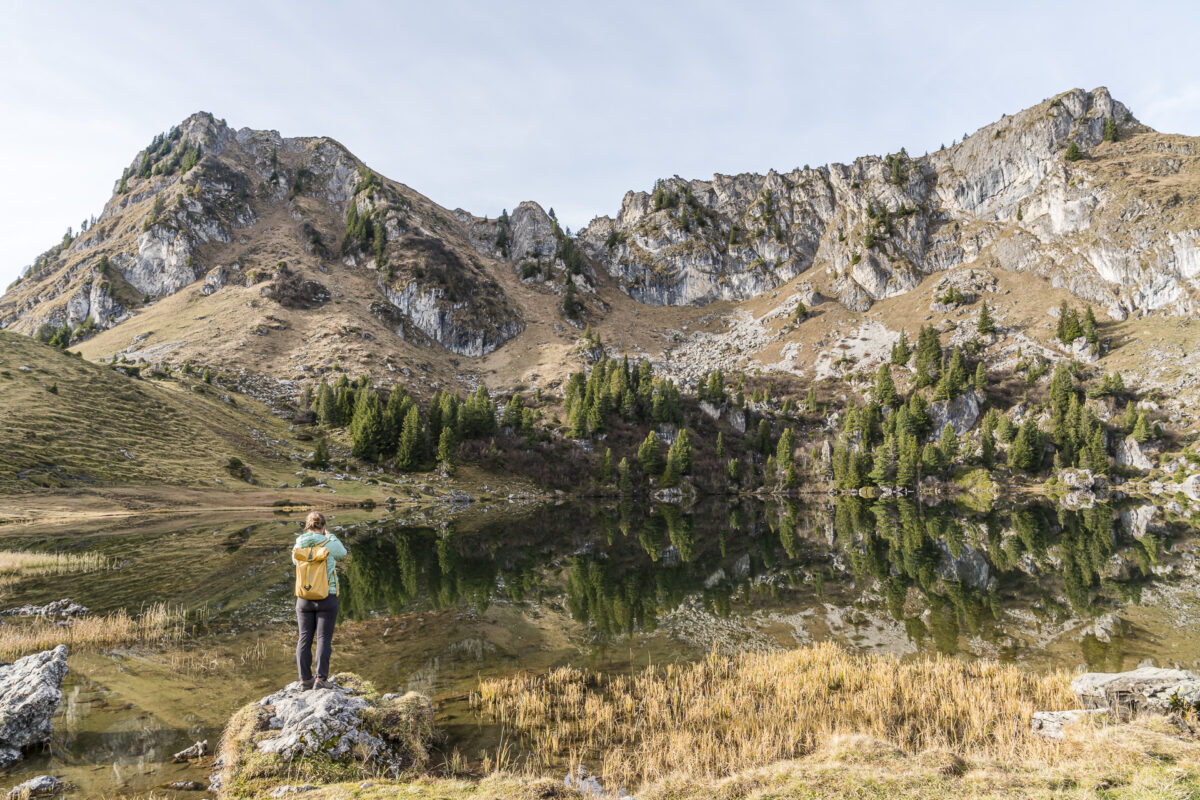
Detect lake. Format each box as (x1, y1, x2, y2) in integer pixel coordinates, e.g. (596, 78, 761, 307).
(1, 496, 1197, 797)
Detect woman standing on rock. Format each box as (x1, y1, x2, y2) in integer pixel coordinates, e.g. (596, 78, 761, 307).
(292, 511, 347, 690)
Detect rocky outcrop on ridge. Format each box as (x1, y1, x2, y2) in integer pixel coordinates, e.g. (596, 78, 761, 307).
(579, 87, 1200, 318)
(0, 646, 68, 768)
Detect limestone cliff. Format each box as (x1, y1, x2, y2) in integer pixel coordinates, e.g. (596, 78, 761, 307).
(579, 87, 1200, 319)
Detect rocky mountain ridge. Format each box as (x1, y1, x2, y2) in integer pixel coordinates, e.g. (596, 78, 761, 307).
(576, 87, 1200, 320)
(3, 87, 1200, 398)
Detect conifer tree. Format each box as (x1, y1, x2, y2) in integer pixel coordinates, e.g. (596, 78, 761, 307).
(1123, 401, 1139, 434)
(806, 385, 818, 412)
(914, 326, 942, 388)
(437, 426, 456, 475)
(726, 458, 741, 484)
(1132, 412, 1151, 443)
(891, 330, 912, 366)
(1009, 418, 1040, 472)
(502, 394, 524, 428)
(776, 427, 795, 473)
(1083, 306, 1098, 344)
(921, 442, 944, 475)
(661, 446, 682, 487)
(938, 423, 959, 470)
(638, 431, 663, 474)
(753, 419, 772, 455)
(333, 376, 354, 427)
(996, 414, 1015, 442)
(869, 436, 897, 485)
(980, 422, 996, 467)
(716, 431, 726, 459)
(1088, 427, 1108, 475)
(307, 438, 330, 469)
(618, 457, 632, 493)
(380, 387, 406, 451)
(874, 363, 899, 407)
(599, 448, 614, 483)
(1103, 117, 1119, 143)
(395, 405, 423, 471)
(973, 362, 987, 392)
(671, 429, 694, 475)
(977, 300, 996, 335)
(315, 379, 336, 425)
(907, 392, 930, 437)
(350, 387, 384, 462)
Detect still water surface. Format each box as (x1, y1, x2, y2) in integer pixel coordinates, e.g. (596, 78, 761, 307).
(2, 497, 1198, 797)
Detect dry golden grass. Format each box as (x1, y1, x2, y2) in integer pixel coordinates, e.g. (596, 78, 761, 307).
(474, 641, 1079, 791)
(0, 549, 109, 576)
(0, 602, 187, 659)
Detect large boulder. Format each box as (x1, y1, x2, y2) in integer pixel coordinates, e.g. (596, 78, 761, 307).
(1072, 667, 1200, 718)
(212, 674, 435, 796)
(0, 646, 68, 768)
(1114, 436, 1153, 471)
(926, 390, 982, 442)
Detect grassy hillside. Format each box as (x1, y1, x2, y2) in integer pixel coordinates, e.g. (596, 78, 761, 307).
(0, 331, 306, 491)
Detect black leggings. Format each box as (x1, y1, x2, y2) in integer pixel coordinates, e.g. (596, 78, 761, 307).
(296, 595, 338, 682)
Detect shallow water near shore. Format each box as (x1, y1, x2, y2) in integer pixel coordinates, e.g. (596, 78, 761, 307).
(1, 496, 1198, 798)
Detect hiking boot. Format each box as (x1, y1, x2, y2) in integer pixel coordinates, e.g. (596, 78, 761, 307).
(299, 679, 314, 691)
(313, 678, 335, 690)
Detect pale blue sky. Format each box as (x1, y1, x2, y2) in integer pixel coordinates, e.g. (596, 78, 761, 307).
(3, 0, 1200, 289)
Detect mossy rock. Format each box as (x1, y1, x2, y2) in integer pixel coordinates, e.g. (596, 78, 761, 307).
(213, 674, 436, 799)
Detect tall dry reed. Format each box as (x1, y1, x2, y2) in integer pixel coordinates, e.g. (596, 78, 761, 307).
(0, 602, 187, 659)
(474, 641, 1077, 791)
(0, 549, 109, 576)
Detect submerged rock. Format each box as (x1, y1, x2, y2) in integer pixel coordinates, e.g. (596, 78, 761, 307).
(0, 646, 68, 768)
(5, 775, 64, 799)
(212, 674, 435, 795)
(172, 739, 208, 762)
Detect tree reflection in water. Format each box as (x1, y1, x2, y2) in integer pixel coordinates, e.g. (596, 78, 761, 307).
(337, 497, 1180, 664)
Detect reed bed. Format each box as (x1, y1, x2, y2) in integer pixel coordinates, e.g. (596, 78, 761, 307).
(0, 602, 187, 659)
(0, 549, 109, 576)
(474, 641, 1077, 792)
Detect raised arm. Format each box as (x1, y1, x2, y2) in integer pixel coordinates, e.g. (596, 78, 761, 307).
(324, 534, 347, 560)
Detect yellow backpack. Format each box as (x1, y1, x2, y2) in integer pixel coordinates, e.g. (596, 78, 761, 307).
(293, 537, 332, 600)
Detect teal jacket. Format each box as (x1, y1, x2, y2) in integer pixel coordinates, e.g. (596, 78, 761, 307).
(292, 531, 348, 596)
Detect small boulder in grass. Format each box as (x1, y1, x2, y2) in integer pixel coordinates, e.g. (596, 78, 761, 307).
(210, 673, 437, 797)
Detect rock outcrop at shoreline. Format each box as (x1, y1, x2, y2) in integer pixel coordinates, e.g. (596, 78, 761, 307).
(1034, 665, 1200, 739)
(0, 600, 88, 619)
(211, 673, 435, 797)
(0, 646, 68, 768)
(1073, 667, 1200, 718)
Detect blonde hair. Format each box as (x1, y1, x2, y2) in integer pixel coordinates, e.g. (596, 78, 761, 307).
(304, 511, 326, 532)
